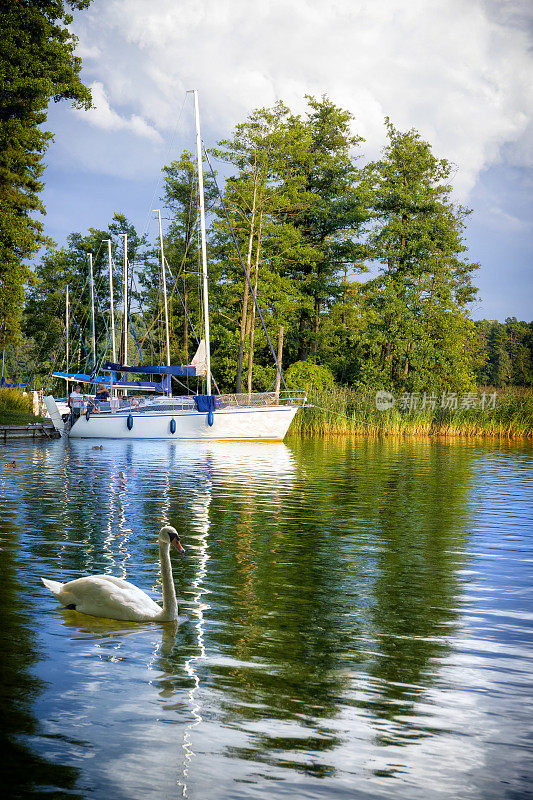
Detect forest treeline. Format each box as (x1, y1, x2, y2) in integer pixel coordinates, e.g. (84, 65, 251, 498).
(1, 3, 530, 401)
(0, 1, 93, 349)
(474, 319, 533, 387)
(6, 96, 532, 395)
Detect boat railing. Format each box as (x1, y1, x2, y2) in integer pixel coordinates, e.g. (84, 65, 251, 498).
(217, 391, 307, 408)
(85, 391, 307, 415)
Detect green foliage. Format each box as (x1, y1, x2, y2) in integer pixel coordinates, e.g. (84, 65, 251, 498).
(283, 96, 370, 359)
(17, 92, 531, 419)
(23, 214, 151, 389)
(201, 97, 370, 391)
(154, 151, 217, 366)
(357, 120, 480, 393)
(286, 361, 336, 392)
(475, 318, 533, 387)
(198, 105, 481, 395)
(0, 0, 92, 347)
(289, 385, 533, 438)
(0, 388, 37, 425)
(210, 101, 314, 390)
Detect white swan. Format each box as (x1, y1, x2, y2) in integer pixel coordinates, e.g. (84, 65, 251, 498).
(41, 526, 185, 622)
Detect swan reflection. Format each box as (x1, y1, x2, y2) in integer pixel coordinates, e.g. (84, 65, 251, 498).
(57, 611, 180, 661)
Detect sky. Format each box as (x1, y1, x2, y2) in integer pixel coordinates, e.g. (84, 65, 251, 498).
(41, 0, 533, 321)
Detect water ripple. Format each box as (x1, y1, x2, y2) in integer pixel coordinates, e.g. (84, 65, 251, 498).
(0, 437, 531, 799)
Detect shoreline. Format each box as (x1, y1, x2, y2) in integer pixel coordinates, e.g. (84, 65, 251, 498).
(289, 429, 533, 440)
(287, 386, 533, 440)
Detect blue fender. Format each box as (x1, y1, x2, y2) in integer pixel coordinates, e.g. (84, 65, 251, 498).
(208, 410, 214, 427)
(127, 414, 134, 430)
(170, 418, 176, 434)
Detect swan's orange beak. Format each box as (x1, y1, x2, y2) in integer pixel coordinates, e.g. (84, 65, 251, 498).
(172, 539, 185, 553)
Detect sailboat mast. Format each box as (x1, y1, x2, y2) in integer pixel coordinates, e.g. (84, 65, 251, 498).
(123, 233, 128, 368)
(65, 284, 70, 393)
(157, 209, 171, 369)
(193, 89, 211, 395)
(107, 240, 117, 363)
(88, 252, 96, 368)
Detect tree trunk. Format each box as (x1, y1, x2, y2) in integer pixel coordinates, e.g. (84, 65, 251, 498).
(246, 209, 263, 397)
(298, 311, 309, 361)
(183, 214, 194, 363)
(401, 213, 408, 258)
(183, 280, 189, 362)
(274, 325, 284, 402)
(312, 297, 321, 356)
(342, 266, 347, 327)
(403, 341, 412, 380)
(235, 171, 258, 393)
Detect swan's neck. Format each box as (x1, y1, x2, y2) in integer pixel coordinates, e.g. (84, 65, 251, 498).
(159, 543, 177, 621)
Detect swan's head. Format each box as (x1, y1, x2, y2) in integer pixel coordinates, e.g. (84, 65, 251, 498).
(159, 525, 185, 553)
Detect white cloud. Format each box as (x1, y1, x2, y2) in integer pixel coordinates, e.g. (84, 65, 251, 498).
(68, 0, 532, 199)
(485, 205, 531, 232)
(74, 81, 163, 144)
(75, 42, 101, 59)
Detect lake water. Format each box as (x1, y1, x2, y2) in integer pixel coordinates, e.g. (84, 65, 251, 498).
(0, 437, 531, 800)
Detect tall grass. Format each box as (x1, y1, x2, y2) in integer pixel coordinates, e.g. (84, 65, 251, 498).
(0, 389, 38, 425)
(290, 386, 533, 439)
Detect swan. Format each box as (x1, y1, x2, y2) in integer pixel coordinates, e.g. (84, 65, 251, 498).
(41, 526, 185, 622)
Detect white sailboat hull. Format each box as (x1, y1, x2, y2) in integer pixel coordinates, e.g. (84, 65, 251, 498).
(68, 405, 299, 441)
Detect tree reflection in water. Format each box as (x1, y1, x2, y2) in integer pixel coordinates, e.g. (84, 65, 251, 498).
(199, 439, 472, 776)
(3, 436, 527, 798)
(0, 510, 82, 799)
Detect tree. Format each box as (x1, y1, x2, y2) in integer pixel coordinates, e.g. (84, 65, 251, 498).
(282, 96, 369, 360)
(107, 213, 151, 364)
(486, 322, 512, 387)
(209, 96, 369, 392)
(504, 317, 533, 386)
(0, 0, 92, 348)
(474, 318, 533, 387)
(285, 360, 336, 392)
(316, 277, 369, 385)
(23, 214, 149, 388)
(212, 101, 311, 391)
(359, 120, 480, 392)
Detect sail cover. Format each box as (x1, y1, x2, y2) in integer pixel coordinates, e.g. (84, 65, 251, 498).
(191, 339, 208, 376)
(102, 363, 197, 376)
(103, 340, 207, 378)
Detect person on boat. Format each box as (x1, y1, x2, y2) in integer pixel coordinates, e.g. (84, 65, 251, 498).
(95, 387, 109, 405)
(69, 383, 84, 424)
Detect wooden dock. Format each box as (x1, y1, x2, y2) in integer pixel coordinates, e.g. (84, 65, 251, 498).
(0, 423, 60, 441)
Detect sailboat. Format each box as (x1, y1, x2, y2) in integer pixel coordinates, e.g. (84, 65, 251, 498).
(45, 91, 306, 441)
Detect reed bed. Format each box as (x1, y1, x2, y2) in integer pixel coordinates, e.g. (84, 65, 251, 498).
(0, 388, 38, 425)
(290, 386, 533, 439)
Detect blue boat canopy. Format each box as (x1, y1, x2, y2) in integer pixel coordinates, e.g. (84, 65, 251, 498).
(102, 362, 197, 377)
(1, 377, 30, 388)
(52, 371, 111, 384)
(52, 370, 171, 393)
(113, 375, 171, 393)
